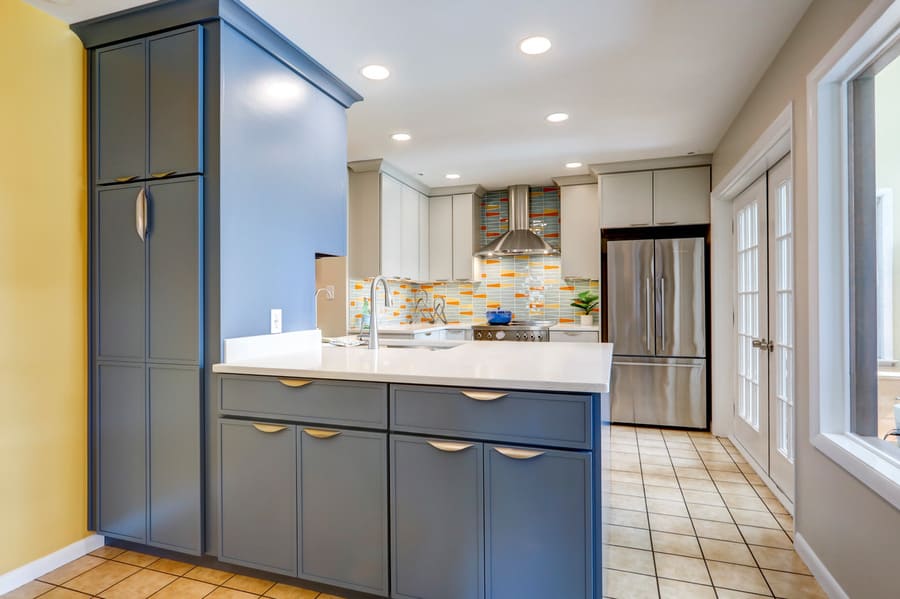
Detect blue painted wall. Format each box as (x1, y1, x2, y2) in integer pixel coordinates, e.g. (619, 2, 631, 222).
(218, 23, 348, 338)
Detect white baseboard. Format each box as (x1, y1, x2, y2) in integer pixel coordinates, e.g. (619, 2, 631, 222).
(0, 534, 105, 595)
(728, 435, 795, 516)
(794, 532, 849, 599)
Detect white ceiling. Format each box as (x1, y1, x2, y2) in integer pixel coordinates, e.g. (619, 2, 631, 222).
(31, 0, 811, 189)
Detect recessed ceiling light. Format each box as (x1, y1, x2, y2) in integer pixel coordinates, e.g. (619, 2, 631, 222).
(445, 173, 461, 180)
(519, 36, 552, 55)
(391, 132, 411, 141)
(565, 162, 583, 169)
(546, 112, 569, 123)
(361, 64, 390, 80)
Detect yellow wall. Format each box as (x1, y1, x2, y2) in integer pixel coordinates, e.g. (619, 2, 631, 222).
(0, 0, 88, 573)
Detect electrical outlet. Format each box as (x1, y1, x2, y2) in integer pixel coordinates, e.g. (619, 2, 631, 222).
(270, 308, 283, 334)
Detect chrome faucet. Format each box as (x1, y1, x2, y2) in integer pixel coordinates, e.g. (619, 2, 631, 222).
(368, 275, 394, 349)
(433, 296, 447, 325)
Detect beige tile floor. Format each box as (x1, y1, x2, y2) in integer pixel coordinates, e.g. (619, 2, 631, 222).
(3, 426, 825, 599)
(1, 548, 345, 599)
(604, 425, 826, 599)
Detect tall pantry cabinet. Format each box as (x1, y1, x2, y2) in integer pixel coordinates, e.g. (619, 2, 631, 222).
(74, 0, 360, 555)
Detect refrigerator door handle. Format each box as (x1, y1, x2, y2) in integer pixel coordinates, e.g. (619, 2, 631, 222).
(659, 276, 666, 351)
(645, 277, 652, 352)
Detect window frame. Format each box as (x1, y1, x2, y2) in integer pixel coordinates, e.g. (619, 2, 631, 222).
(808, 0, 900, 511)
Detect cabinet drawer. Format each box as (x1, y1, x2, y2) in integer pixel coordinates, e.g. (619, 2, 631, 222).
(390, 385, 592, 449)
(549, 330, 599, 343)
(219, 376, 387, 428)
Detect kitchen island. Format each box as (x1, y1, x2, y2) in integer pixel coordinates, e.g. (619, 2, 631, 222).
(212, 331, 612, 599)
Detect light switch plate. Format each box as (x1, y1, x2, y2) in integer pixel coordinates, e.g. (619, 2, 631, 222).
(270, 309, 283, 334)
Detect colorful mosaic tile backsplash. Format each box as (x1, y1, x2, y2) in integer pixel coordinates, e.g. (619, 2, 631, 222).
(348, 186, 599, 330)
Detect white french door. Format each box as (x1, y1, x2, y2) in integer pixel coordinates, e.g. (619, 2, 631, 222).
(733, 154, 795, 502)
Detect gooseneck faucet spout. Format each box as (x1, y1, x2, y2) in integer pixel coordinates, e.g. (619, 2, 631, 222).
(368, 275, 393, 349)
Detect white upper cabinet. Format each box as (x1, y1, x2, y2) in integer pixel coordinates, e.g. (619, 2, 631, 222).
(451, 193, 478, 280)
(652, 166, 710, 225)
(599, 165, 710, 228)
(600, 171, 653, 228)
(349, 168, 428, 280)
(428, 193, 479, 281)
(560, 184, 600, 279)
(428, 195, 453, 280)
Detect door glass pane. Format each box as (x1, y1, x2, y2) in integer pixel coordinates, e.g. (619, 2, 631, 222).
(736, 203, 761, 430)
(773, 180, 795, 461)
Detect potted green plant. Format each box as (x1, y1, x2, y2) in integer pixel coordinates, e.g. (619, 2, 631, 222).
(571, 290, 599, 326)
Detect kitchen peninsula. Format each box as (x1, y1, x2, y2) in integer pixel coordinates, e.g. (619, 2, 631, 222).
(212, 332, 612, 599)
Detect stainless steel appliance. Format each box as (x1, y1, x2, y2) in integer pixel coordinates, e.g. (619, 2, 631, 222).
(472, 320, 552, 342)
(607, 238, 707, 428)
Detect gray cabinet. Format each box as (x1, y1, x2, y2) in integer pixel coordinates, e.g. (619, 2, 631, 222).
(219, 420, 298, 576)
(391, 435, 484, 599)
(485, 445, 592, 599)
(600, 166, 711, 228)
(95, 26, 202, 184)
(97, 363, 146, 542)
(299, 428, 388, 595)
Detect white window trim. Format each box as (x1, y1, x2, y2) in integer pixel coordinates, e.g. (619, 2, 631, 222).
(807, 0, 900, 511)
(876, 188, 894, 363)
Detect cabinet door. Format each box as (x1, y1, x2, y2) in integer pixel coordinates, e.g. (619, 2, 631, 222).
(418, 192, 430, 281)
(428, 195, 453, 280)
(485, 445, 592, 599)
(299, 428, 388, 595)
(392, 436, 484, 599)
(147, 177, 202, 363)
(560, 184, 600, 279)
(148, 26, 203, 178)
(97, 363, 146, 542)
(220, 420, 297, 576)
(452, 193, 477, 280)
(400, 183, 421, 279)
(380, 174, 404, 278)
(149, 366, 201, 553)
(96, 184, 146, 362)
(96, 40, 146, 183)
(599, 171, 653, 228)
(652, 166, 710, 225)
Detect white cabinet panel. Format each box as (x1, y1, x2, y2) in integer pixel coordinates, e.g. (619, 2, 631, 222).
(400, 183, 420, 280)
(452, 193, 477, 280)
(380, 174, 404, 278)
(560, 184, 599, 279)
(549, 330, 599, 343)
(600, 171, 653, 228)
(418, 192, 430, 281)
(652, 166, 710, 225)
(428, 195, 453, 281)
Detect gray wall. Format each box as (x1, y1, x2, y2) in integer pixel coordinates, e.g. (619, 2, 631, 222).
(219, 23, 348, 339)
(712, 1, 900, 597)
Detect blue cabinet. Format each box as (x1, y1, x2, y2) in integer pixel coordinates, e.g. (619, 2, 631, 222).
(94, 26, 202, 184)
(219, 420, 298, 576)
(299, 428, 388, 595)
(391, 435, 484, 599)
(485, 445, 593, 599)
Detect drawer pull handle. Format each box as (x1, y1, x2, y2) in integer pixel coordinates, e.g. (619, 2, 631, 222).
(252, 423, 287, 433)
(279, 378, 313, 388)
(495, 447, 545, 460)
(427, 440, 473, 452)
(115, 175, 139, 183)
(303, 428, 341, 439)
(150, 170, 177, 178)
(461, 390, 508, 401)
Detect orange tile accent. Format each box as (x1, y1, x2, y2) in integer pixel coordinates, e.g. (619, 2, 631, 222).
(460, 290, 473, 296)
(459, 311, 473, 316)
(500, 272, 516, 277)
(354, 283, 364, 290)
(485, 259, 500, 265)
(447, 299, 460, 306)
(487, 302, 501, 309)
(474, 294, 487, 299)
(560, 286, 575, 291)
(559, 318, 575, 323)
(515, 293, 528, 298)
(487, 283, 501, 288)
(543, 264, 560, 270)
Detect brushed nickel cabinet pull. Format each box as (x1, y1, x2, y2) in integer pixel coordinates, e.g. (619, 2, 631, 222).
(494, 447, 545, 460)
(252, 423, 287, 433)
(135, 188, 146, 241)
(115, 175, 139, 183)
(150, 170, 177, 178)
(303, 428, 341, 439)
(427, 440, 473, 452)
(656, 221, 678, 225)
(460, 390, 508, 401)
(279, 378, 313, 388)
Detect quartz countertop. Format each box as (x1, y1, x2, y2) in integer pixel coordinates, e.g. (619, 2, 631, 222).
(213, 331, 613, 393)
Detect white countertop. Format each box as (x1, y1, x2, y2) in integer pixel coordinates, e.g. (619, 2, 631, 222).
(213, 331, 613, 393)
(354, 322, 600, 334)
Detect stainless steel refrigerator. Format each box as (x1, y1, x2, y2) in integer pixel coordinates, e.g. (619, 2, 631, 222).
(606, 237, 707, 428)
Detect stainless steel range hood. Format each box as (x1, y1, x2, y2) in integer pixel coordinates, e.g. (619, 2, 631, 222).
(475, 185, 559, 257)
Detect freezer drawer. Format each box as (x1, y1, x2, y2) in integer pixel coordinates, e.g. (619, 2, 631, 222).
(610, 358, 707, 428)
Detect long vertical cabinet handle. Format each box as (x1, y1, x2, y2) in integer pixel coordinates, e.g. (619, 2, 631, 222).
(135, 188, 146, 242)
(494, 447, 545, 460)
(645, 277, 652, 352)
(659, 277, 666, 351)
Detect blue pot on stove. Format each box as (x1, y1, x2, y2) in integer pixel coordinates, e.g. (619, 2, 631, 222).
(486, 310, 512, 325)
